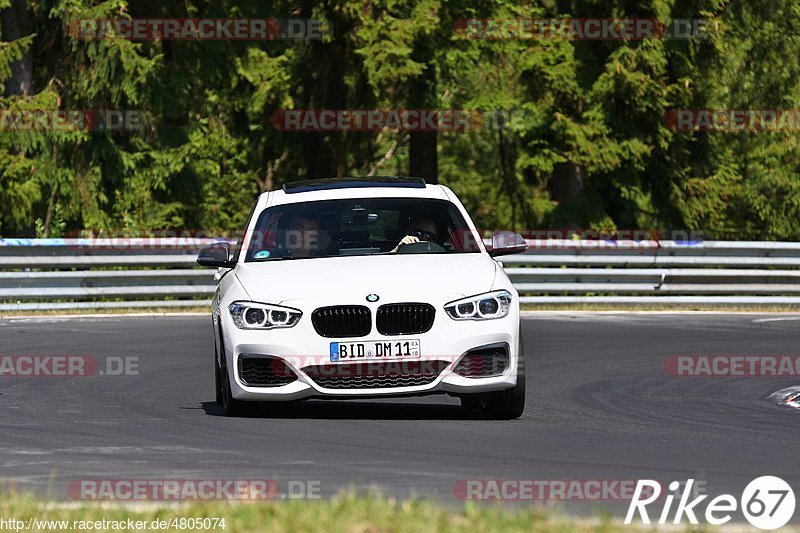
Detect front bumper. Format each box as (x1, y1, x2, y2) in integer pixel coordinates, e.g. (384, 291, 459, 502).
(222, 303, 520, 402)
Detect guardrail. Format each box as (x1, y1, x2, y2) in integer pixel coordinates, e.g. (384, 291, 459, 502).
(500, 240, 800, 305)
(0, 238, 217, 311)
(2, 238, 800, 310)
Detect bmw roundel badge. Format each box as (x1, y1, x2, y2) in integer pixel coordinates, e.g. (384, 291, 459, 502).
(366, 294, 379, 302)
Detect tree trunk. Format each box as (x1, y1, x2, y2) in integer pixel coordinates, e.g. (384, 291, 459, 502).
(409, 130, 437, 183)
(407, 45, 438, 184)
(1, 0, 33, 96)
(550, 162, 583, 202)
(298, 1, 348, 179)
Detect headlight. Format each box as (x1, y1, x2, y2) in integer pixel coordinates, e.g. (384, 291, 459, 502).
(445, 290, 512, 320)
(228, 301, 302, 329)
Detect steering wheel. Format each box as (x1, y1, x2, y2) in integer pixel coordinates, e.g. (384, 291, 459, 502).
(396, 241, 447, 254)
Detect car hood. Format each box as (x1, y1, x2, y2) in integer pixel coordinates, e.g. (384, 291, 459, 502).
(234, 253, 498, 305)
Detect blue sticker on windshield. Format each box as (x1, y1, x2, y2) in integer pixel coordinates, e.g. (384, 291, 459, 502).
(254, 250, 271, 259)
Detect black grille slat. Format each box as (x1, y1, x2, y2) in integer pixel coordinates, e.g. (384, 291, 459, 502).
(376, 303, 435, 336)
(239, 356, 297, 387)
(301, 360, 449, 389)
(312, 305, 371, 338)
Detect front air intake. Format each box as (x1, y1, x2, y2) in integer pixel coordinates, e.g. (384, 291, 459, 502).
(238, 355, 297, 387)
(301, 360, 450, 389)
(454, 344, 509, 378)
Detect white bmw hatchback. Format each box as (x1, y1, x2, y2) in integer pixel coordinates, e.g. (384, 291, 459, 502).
(197, 177, 528, 418)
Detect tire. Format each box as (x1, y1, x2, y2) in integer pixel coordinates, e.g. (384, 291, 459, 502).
(222, 365, 249, 417)
(460, 395, 484, 410)
(485, 355, 525, 420)
(214, 354, 223, 406)
(460, 332, 526, 419)
(214, 328, 224, 405)
(218, 327, 249, 417)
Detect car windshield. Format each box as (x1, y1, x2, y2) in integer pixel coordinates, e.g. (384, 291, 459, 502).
(244, 198, 482, 261)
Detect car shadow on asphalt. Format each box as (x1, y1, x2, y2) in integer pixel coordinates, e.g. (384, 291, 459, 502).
(200, 400, 488, 420)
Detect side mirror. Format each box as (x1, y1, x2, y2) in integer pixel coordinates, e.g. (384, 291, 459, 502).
(197, 242, 235, 268)
(489, 231, 528, 257)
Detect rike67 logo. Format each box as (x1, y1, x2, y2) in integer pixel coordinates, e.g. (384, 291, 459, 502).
(625, 476, 795, 530)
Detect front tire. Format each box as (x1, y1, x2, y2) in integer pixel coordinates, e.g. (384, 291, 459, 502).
(484, 356, 525, 419)
(214, 345, 223, 406)
(460, 332, 526, 419)
(222, 365, 249, 417)
(218, 326, 249, 417)
(460, 396, 484, 410)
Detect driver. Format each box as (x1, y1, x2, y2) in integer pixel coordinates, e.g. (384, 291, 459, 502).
(390, 216, 439, 253)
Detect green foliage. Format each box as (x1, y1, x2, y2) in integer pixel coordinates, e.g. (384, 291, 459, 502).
(0, 34, 33, 90)
(34, 202, 65, 237)
(0, 0, 798, 239)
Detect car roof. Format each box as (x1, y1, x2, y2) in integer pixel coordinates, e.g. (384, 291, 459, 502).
(264, 177, 451, 206)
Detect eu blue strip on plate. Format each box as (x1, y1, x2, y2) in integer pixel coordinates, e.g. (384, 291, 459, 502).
(329, 342, 339, 362)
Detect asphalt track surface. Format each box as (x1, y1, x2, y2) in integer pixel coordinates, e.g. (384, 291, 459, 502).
(1, 313, 799, 520)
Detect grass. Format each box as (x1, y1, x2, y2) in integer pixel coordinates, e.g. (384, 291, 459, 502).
(0, 489, 650, 533)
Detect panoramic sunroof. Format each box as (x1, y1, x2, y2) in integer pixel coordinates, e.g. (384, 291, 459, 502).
(283, 177, 427, 194)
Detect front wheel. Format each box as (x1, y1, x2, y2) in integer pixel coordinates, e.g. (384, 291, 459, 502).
(460, 335, 526, 420)
(214, 345, 223, 406)
(460, 361, 525, 419)
(485, 356, 525, 419)
(222, 365, 250, 417)
(218, 327, 249, 417)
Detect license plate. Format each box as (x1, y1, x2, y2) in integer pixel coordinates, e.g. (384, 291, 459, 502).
(329, 339, 420, 361)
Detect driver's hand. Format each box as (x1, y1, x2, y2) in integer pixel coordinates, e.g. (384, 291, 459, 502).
(390, 235, 420, 253)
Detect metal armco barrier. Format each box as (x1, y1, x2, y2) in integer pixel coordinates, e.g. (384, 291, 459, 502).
(0, 238, 216, 311)
(2, 238, 800, 311)
(503, 240, 800, 304)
